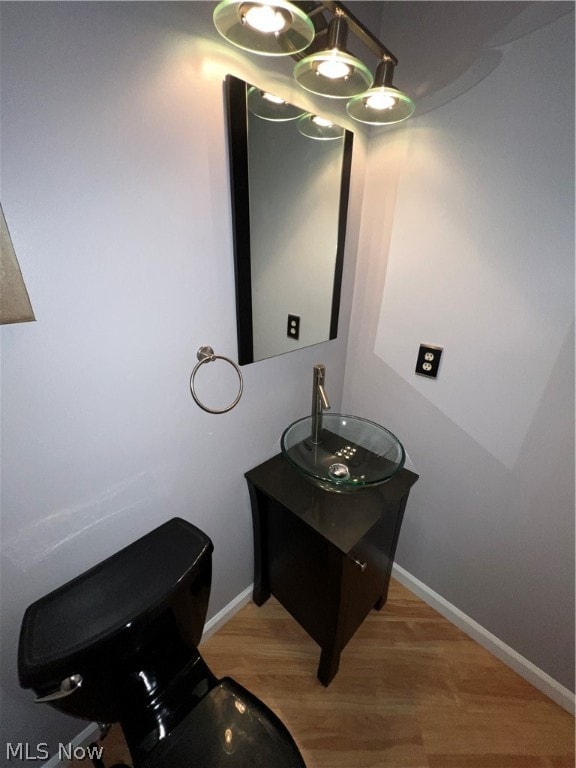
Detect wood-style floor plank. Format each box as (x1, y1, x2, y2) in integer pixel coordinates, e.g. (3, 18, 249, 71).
(67, 579, 574, 768)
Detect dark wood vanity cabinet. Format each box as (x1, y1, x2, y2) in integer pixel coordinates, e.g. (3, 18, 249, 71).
(245, 454, 418, 686)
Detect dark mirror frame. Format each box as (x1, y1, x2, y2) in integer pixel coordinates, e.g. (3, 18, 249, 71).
(225, 74, 354, 366)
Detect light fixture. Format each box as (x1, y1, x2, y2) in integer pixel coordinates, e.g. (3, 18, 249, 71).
(346, 57, 415, 125)
(213, 0, 315, 56)
(214, 1, 415, 124)
(293, 13, 372, 99)
(297, 113, 344, 140)
(247, 87, 306, 120)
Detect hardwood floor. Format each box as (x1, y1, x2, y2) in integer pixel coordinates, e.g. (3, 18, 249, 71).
(68, 579, 574, 768)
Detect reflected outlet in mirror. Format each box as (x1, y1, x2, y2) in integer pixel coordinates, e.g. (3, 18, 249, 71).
(225, 75, 353, 365)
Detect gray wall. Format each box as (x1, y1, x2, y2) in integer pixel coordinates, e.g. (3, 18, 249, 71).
(0, 2, 365, 759)
(343, 3, 575, 691)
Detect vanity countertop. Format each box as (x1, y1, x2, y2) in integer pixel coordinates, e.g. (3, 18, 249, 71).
(245, 453, 418, 556)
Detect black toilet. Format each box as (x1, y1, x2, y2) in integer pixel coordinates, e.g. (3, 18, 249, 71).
(18, 518, 306, 767)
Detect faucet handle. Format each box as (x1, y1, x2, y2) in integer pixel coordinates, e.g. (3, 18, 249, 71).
(318, 385, 330, 411)
(313, 364, 330, 410)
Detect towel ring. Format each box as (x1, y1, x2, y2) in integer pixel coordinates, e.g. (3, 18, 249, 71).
(190, 346, 243, 414)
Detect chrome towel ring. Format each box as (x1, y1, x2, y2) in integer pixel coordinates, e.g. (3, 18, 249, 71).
(190, 346, 243, 414)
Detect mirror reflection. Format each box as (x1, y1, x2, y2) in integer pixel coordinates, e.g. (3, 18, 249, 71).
(226, 75, 353, 365)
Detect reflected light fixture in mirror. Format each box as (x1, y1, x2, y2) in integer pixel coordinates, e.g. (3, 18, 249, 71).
(346, 57, 415, 125)
(297, 113, 344, 140)
(213, 0, 315, 55)
(247, 87, 306, 120)
(293, 14, 373, 98)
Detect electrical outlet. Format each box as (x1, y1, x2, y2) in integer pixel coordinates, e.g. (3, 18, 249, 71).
(287, 314, 300, 340)
(416, 344, 443, 378)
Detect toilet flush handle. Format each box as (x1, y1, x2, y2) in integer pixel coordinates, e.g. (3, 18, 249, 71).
(35, 673, 83, 703)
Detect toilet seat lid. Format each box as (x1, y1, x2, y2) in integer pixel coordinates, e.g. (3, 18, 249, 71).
(138, 678, 306, 768)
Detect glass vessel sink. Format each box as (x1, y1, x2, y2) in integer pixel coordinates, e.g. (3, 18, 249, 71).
(281, 414, 405, 492)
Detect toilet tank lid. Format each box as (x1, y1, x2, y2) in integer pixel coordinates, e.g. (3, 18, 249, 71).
(18, 517, 213, 688)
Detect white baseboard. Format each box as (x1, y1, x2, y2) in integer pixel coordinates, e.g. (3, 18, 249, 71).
(391, 563, 575, 715)
(201, 583, 254, 643)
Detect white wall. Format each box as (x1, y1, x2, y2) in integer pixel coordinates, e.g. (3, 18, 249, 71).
(0, 2, 366, 757)
(344, 4, 574, 691)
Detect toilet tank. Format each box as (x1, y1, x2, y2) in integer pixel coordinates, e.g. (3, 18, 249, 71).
(18, 518, 213, 723)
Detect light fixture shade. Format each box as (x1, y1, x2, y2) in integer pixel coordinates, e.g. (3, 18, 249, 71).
(346, 85, 415, 125)
(297, 114, 345, 140)
(213, 0, 315, 56)
(294, 50, 373, 99)
(347, 58, 414, 125)
(247, 87, 306, 121)
(293, 16, 372, 98)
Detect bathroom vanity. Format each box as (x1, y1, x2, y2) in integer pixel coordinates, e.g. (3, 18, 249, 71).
(245, 454, 418, 686)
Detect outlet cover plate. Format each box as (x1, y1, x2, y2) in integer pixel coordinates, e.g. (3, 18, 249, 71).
(416, 344, 443, 378)
(287, 314, 300, 340)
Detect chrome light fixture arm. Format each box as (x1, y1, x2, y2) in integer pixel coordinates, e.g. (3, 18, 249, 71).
(318, 1, 398, 65)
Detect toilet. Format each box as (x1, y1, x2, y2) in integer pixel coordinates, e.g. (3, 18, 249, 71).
(18, 518, 306, 767)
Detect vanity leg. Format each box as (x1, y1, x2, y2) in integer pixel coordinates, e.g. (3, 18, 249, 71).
(248, 482, 271, 606)
(317, 645, 341, 687)
(374, 594, 386, 611)
(252, 579, 270, 608)
(253, 576, 270, 606)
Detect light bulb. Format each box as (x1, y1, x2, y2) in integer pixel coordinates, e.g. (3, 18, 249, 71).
(297, 113, 344, 139)
(365, 91, 397, 110)
(317, 56, 352, 80)
(241, 4, 290, 33)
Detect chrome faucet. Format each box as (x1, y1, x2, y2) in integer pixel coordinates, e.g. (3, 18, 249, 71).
(311, 364, 331, 445)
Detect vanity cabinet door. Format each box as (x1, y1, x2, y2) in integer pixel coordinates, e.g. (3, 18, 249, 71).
(339, 504, 400, 648)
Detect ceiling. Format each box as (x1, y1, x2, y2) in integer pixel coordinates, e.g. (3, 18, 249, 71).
(347, 1, 573, 118)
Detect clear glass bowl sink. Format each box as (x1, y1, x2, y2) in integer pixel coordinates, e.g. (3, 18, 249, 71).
(281, 414, 405, 492)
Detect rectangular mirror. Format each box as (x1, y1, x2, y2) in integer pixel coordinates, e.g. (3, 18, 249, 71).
(225, 75, 353, 365)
